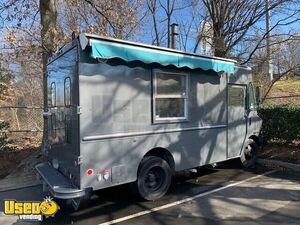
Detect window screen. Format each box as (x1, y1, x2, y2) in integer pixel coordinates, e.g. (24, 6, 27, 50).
(153, 72, 188, 122)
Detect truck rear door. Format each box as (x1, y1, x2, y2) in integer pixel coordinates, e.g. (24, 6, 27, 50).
(47, 46, 80, 187)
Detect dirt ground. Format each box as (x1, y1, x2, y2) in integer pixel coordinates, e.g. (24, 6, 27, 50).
(0, 147, 41, 179)
(258, 142, 300, 164)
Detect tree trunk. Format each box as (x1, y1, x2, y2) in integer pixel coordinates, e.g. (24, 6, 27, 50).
(39, 0, 58, 150)
(213, 24, 227, 57)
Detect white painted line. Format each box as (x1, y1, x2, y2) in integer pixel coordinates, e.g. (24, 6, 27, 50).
(98, 170, 276, 225)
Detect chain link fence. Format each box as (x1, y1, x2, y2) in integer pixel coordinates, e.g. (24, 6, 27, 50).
(0, 106, 43, 147)
(0, 94, 298, 148)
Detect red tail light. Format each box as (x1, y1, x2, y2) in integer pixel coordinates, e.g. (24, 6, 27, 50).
(86, 169, 94, 176)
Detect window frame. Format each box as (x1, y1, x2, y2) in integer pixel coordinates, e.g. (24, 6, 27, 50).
(50, 113, 56, 139)
(64, 115, 71, 144)
(64, 77, 72, 107)
(152, 70, 189, 124)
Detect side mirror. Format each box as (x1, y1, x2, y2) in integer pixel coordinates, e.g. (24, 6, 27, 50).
(255, 86, 261, 106)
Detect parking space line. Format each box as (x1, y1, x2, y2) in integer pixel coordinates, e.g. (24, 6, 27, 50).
(98, 170, 276, 225)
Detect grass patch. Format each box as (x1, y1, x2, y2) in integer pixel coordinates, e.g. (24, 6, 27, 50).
(273, 80, 300, 93)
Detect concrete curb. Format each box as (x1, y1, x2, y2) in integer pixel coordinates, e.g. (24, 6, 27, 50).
(257, 158, 300, 173)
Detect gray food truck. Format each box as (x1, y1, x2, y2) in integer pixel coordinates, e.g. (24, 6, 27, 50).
(36, 33, 262, 208)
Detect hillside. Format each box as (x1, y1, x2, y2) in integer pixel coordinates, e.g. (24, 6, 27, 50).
(264, 79, 300, 105)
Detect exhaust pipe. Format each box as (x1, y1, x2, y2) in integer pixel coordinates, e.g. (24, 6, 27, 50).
(170, 23, 178, 49)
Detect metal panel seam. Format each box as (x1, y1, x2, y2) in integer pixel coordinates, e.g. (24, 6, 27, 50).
(82, 125, 227, 141)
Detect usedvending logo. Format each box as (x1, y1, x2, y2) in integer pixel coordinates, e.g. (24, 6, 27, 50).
(4, 196, 59, 221)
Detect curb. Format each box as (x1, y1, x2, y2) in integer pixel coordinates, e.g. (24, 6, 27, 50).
(257, 158, 300, 173)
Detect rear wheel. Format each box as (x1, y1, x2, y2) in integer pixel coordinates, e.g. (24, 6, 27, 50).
(134, 156, 172, 200)
(241, 139, 258, 168)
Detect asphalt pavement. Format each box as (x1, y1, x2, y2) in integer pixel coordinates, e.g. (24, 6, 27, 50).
(0, 161, 299, 225)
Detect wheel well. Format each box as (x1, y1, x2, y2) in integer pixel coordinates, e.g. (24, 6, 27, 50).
(249, 135, 259, 146)
(144, 148, 175, 171)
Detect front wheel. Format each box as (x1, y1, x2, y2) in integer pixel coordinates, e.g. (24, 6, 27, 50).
(241, 139, 258, 168)
(133, 156, 172, 201)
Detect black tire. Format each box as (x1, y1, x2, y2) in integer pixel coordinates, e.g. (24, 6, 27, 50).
(133, 156, 172, 201)
(241, 139, 258, 168)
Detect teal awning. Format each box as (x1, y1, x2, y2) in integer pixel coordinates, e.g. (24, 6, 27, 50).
(89, 39, 235, 74)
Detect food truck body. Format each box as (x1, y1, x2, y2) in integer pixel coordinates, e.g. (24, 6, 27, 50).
(36, 33, 262, 205)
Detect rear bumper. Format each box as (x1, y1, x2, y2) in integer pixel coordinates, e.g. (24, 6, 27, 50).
(35, 162, 86, 199)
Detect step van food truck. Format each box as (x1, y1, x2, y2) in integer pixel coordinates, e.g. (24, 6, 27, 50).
(36, 33, 262, 209)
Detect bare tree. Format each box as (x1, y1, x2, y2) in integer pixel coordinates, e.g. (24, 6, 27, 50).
(201, 0, 297, 58)
(1, 0, 299, 111)
(0, 58, 13, 101)
(145, 0, 194, 47)
(39, 0, 59, 148)
(146, 0, 161, 46)
(175, 1, 207, 52)
(159, 0, 176, 47)
(259, 36, 300, 101)
(82, 0, 144, 40)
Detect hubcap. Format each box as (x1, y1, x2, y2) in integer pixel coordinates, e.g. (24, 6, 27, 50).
(144, 167, 165, 192)
(244, 144, 253, 160)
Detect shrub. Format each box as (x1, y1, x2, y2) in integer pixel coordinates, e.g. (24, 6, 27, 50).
(258, 104, 300, 143)
(0, 121, 17, 152)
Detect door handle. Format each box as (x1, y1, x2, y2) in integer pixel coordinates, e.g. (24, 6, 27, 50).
(43, 112, 52, 118)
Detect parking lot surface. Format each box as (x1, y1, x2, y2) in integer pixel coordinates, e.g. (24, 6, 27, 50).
(1, 162, 299, 225)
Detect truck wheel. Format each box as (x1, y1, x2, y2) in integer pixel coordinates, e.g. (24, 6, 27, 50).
(241, 139, 258, 168)
(134, 156, 172, 201)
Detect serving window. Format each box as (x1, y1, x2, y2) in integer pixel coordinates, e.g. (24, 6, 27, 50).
(153, 71, 188, 123)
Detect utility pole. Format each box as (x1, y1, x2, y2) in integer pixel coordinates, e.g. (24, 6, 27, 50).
(266, 0, 273, 82)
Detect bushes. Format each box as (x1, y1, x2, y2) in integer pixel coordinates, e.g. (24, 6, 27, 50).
(0, 121, 17, 152)
(258, 104, 300, 143)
